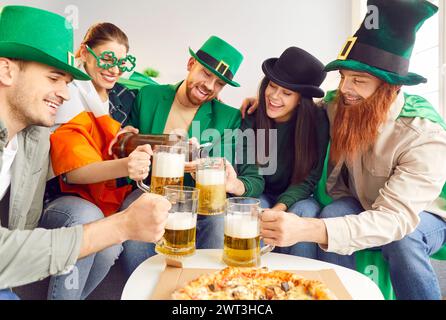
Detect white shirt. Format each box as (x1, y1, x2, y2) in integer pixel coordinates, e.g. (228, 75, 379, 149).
(0, 135, 18, 200)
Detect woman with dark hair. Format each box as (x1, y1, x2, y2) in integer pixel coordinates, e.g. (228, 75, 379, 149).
(40, 23, 149, 300)
(239, 47, 329, 258)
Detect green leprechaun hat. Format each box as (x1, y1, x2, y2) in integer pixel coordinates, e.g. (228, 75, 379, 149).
(0, 5, 90, 80)
(189, 36, 243, 87)
(325, 0, 438, 86)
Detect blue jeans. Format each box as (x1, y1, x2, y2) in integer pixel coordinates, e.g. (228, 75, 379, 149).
(0, 289, 20, 300)
(119, 189, 225, 277)
(260, 194, 321, 259)
(40, 196, 123, 300)
(317, 197, 446, 300)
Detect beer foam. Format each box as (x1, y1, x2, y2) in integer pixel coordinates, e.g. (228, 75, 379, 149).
(166, 212, 197, 230)
(225, 214, 259, 239)
(196, 169, 225, 185)
(152, 152, 185, 177)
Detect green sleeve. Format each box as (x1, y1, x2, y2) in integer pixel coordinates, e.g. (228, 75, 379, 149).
(276, 109, 330, 209)
(235, 114, 265, 198)
(218, 109, 242, 165)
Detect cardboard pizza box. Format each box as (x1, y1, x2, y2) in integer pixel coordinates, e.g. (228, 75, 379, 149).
(150, 260, 353, 300)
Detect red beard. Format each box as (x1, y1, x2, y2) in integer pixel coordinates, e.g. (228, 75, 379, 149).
(330, 83, 399, 164)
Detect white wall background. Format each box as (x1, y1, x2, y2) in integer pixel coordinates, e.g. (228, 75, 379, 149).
(3, 0, 352, 107)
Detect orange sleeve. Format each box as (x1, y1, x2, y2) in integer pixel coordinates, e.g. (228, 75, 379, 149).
(50, 112, 121, 176)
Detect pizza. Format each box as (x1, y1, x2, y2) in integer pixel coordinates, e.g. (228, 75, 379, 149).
(172, 267, 336, 300)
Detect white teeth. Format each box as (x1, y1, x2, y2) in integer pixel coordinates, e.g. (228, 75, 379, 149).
(45, 101, 59, 109)
(269, 101, 282, 108)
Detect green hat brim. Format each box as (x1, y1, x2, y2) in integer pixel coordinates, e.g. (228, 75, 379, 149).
(324, 59, 426, 86)
(189, 48, 240, 87)
(0, 42, 90, 81)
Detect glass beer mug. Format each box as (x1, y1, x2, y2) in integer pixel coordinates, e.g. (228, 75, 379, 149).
(195, 157, 227, 215)
(155, 186, 199, 257)
(222, 197, 275, 267)
(137, 145, 186, 195)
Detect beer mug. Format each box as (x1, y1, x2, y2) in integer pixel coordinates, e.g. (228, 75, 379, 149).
(155, 186, 199, 257)
(137, 145, 186, 195)
(196, 157, 227, 215)
(222, 197, 275, 267)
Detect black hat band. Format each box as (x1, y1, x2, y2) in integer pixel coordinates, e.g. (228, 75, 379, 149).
(347, 42, 410, 76)
(195, 50, 234, 81)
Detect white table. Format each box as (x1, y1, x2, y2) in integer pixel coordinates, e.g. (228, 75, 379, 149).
(121, 249, 384, 300)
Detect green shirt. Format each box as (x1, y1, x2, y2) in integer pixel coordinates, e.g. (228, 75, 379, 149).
(240, 107, 329, 209)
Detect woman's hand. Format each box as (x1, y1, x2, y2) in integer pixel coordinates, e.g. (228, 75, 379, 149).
(240, 97, 259, 118)
(108, 125, 140, 157)
(127, 144, 153, 181)
(225, 160, 246, 196)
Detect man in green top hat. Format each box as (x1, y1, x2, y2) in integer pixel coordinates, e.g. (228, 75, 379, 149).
(0, 5, 171, 300)
(257, 0, 446, 299)
(119, 35, 264, 277)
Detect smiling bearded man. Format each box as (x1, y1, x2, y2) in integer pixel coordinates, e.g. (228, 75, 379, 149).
(330, 82, 399, 164)
(256, 0, 446, 300)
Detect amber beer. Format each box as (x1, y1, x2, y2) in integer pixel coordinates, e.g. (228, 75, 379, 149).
(196, 158, 226, 215)
(150, 145, 186, 195)
(155, 212, 197, 257)
(155, 186, 199, 257)
(222, 198, 275, 267)
(223, 214, 261, 267)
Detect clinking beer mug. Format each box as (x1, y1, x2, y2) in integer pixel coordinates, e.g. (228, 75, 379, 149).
(195, 157, 227, 215)
(222, 197, 275, 267)
(155, 186, 200, 257)
(137, 145, 186, 195)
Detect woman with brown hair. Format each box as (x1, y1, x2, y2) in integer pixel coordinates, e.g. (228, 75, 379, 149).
(40, 23, 150, 300)
(240, 47, 329, 258)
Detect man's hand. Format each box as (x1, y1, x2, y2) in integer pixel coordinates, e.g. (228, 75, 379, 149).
(225, 160, 245, 196)
(240, 97, 259, 118)
(120, 192, 171, 243)
(260, 210, 302, 247)
(108, 125, 139, 157)
(260, 210, 328, 247)
(127, 144, 153, 181)
(185, 137, 200, 173)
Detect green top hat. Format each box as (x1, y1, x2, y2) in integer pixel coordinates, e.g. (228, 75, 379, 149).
(189, 36, 243, 87)
(325, 0, 438, 86)
(0, 5, 90, 80)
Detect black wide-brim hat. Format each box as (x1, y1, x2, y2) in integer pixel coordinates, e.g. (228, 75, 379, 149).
(262, 47, 326, 98)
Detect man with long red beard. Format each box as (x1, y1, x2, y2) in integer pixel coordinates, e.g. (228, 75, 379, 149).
(258, 0, 446, 299)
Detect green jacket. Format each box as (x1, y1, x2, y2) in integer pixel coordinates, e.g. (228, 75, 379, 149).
(130, 83, 264, 197)
(0, 120, 82, 289)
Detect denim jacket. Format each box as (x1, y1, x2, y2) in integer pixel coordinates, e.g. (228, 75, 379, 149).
(0, 120, 83, 289)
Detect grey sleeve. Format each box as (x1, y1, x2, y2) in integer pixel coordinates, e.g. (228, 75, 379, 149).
(0, 225, 83, 289)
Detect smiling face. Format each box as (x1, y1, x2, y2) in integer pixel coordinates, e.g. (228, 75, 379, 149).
(338, 69, 383, 106)
(184, 58, 227, 106)
(264, 80, 300, 123)
(80, 40, 127, 93)
(5, 60, 71, 128)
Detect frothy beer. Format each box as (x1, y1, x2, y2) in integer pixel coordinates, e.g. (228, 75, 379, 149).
(223, 214, 261, 267)
(151, 151, 185, 195)
(156, 212, 197, 257)
(196, 168, 226, 215)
